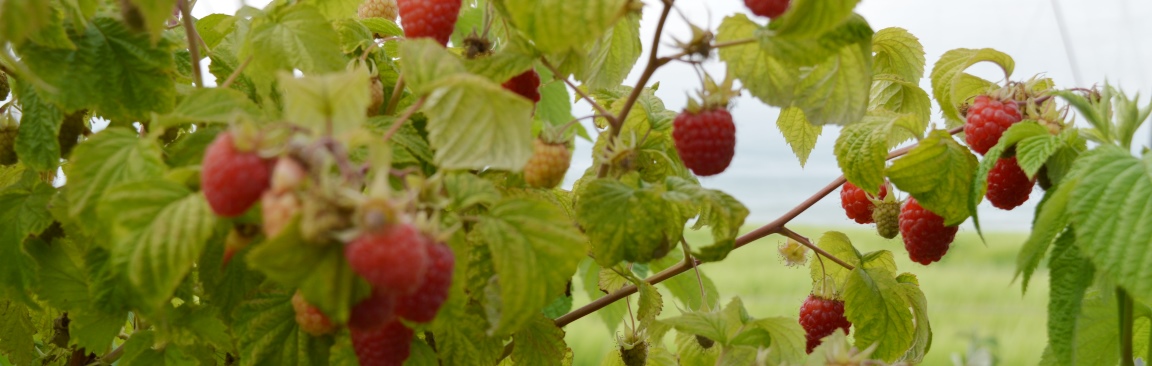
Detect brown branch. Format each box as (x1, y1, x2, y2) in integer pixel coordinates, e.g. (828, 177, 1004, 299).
(541, 59, 615, 124)
(611, 0, 674, 137)
(383, 96, 427, 142)
(384, 76, 406, 116)
(178, 0, 203, 88)
(778, 227, 854, 270)
(553, 125, 965, 329)
(663, 38, 757, 61)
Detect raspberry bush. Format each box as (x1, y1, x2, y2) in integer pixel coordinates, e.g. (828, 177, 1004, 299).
(0, 0, 1148, 365)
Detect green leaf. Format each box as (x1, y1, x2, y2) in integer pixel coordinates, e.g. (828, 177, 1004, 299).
(422, 74, 534, 171)
(195, 14, 237, 50)
(11, 80, 62, 171)
(576, 178, 684, 266)
(512, 314, 568, 366)
(674, 330, 720, 365)
(758, 14, 873, 67)
(598, 267, 631, 294)
(399, 39, 467, 95)
(717, 14, 797, 107)
(476, 198, 586, 334)
(581, 12, 641, 91)
(433, 279, 504, 365)
(1016, 185, 1072, 294)
(300, 0, 359, 20)
(465, 44, 538, 86)
(17, 17, 177, 122)
(1068, 148, 1152, 305)
(124, 0, 178, 42)
(497, 0, 627, 54)
(929, 48, 1014, 125)
(1113, 88, 1152, 149)
(1045, 229, 1096, 366)
(770, 0, 859, 38)
(443, 172, 502, 211)
(279, 68, 372, 136)
(869, 75, 931, 133)
(636, 281, 663, 332)
(664, 178, 749, 262)
(808, 232, 862, 291)
(243, 3, 344, 74)
(26, 238, 89, 311)
(0, 0, 54, 44)
(967, 122, 1051, 234)
(792, 38, 872, 126)
(843, 267, 914, 362)
(887, 129, 978, 225)
(871, 27, 925, 82)
(0, 300, 37, 366)
(359, 18, 403, 38)
(247, 218, 366, 323)
(155, 88, 262, 130)
(235, 289, 334, 366)
(69, 307, 127, 352)
(897, 276, 932, 363)
(1016, 134, 1062, 178)
(662, 310, 730, 344)
(744, 317, 806, 365)
(776, 107, 822, 167)
(100, 180, 217, 311)
(0, 176, 56, 305)
(835, 110, 923, 195)
(65, 128, 166, 229)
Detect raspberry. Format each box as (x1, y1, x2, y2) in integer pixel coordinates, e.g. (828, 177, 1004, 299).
(350, 320, 413, 366)
(394, 243, 454, 322)
(672, 108, 736, 176)
(986, 156, 1034, 210)
(798, 295, 851, 354)
(523, 139, 571, 189)
(0, 71, 8, 100)
(744, 0, 790, 18)
(964, 95, 1022, 155)
(872, 200, 901, 239)
(201, 131, 273, 217)
(345, 223, 430, 294)
(397, 0, 461, 46)
(502, 70, 541, 103)
(349, 288, 398, 331)
(291, 291, 335, 336)
(58, 110, 88, 159)
(839, 182, 889, 224)
(358, 0, 398, 22)
(261, 190, 299, 238)
(619, 341, 648, 366)
(899, 198, 959, 265)
(695, 335, 715, 349)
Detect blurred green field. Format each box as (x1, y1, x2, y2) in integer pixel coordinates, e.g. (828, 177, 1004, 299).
(563, 224, 1045, 366)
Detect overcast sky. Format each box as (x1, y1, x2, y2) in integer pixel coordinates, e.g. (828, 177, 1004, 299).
(193, 0, 1152, 230)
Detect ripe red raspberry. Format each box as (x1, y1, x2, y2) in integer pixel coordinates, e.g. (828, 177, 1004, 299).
(839, 182, 889, 224)
(345, 223, 430, 294)
(964, 95, 1022, 155)
(350, 320, 413, 366)
(899, 198, 959, 265)
(523, 139, 571, 189)
(502, 69, 541, 103)
(349, 288, 398, 331)
(673, 108, 736, 176)
(397, 0, 461, 46)
(291, 291, 335, 336)
(986, 156, 1034, 210)
(798, 294, 851, 354)
(201, 131, 273, 217)
(395, 243, 454, 322)
(358, 0, 398, 22)
(744, 0, 790, 18)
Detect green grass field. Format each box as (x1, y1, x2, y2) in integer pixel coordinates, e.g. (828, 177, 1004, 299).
(563, 225, 1045, 366)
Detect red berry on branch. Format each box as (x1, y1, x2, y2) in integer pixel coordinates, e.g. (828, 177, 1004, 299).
(964, 95, 1022, 155)
(839, 182, 889, 224)
(673, 108, 736, 176)
(503, 69, 541, 103)
(349, 288, 398, 331)
(345, 223, 430, 295)
(395, 243, 454, 323)
(201, 131, 273, 217)
(397, 0, 462, 46)
(898, 198, 959, 265)
(986, 156, 1034, 210)
(351, 320, 413, 366)
(744, 0, 790, 18)
(799, 294, 851, 354)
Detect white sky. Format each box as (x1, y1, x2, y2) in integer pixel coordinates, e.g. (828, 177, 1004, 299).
(193, 0, 1152, 229)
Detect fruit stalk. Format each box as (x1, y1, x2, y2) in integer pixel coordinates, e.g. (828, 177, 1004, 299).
(178, 0, 203, 88)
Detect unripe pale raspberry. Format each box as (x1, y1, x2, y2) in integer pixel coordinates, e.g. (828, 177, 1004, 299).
(358, 0, 399, 22)
(872, 200, 901, 239)
(291, 291, 335, 336)
(523, 139, 572, 189)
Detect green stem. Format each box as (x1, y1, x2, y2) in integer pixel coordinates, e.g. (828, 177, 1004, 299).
(1119, 287, 1135, 366)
